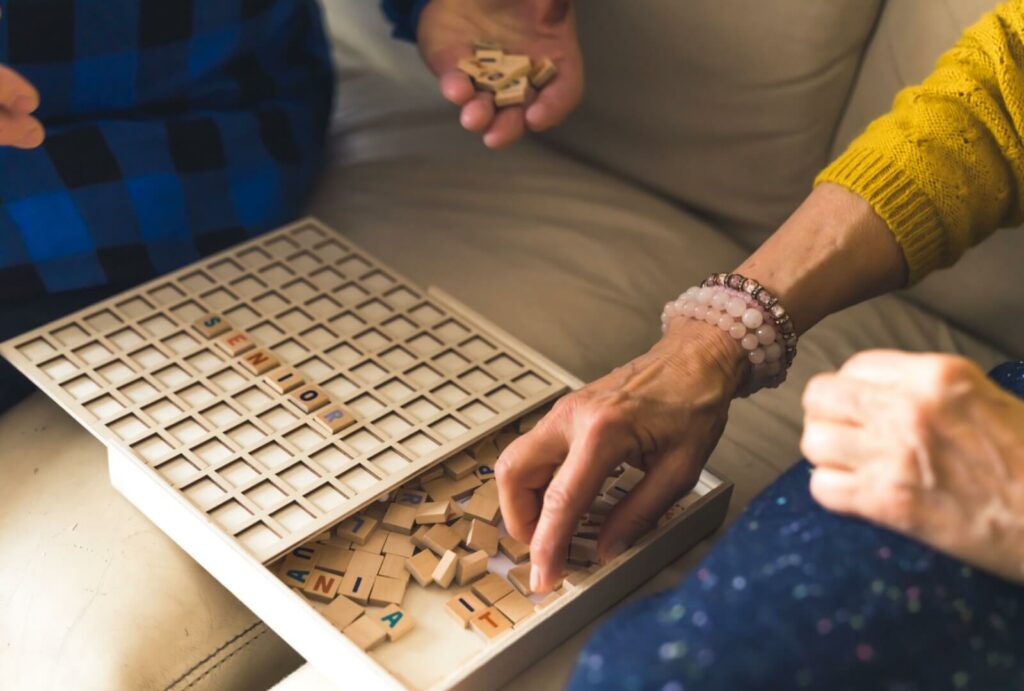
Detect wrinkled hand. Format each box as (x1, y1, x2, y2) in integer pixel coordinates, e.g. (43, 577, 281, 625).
(496, 322, 745, 593)
(417, 0, 583, 149)
(803, 350, 1024, 583)
(0, 65, 43, 148)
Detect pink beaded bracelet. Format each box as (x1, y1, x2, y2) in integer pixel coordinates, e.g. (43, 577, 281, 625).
(661, 273, 797, 394)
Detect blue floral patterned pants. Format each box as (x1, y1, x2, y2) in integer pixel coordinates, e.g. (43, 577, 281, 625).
(569, 362, 1024, 691)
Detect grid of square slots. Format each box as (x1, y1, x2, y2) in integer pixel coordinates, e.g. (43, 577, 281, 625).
(10, 222, 564, 559)
(277, 411, 669, 651)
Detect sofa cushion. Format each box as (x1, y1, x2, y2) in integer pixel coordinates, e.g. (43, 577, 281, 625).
(541, 0, 882, 245)
(320, 0, 883, 248)
(830, 0, 1024, 357)
(0, 394, 304, 691)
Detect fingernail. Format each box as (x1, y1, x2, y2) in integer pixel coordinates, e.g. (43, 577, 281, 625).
(12, 95, 37, 114)
(530, 565, 541, 593)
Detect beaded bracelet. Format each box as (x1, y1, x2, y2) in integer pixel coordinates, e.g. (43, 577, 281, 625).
(660, 273, 798, 394)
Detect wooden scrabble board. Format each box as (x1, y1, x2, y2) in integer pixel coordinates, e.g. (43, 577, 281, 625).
(1, 217, 732, 690)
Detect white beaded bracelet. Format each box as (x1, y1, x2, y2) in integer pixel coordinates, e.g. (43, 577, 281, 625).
(661, 274, 797, 394)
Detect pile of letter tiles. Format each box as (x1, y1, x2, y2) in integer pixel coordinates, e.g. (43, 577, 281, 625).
(277, 406, 651, 650)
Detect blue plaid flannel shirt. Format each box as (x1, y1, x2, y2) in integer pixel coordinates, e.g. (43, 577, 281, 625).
(0, 0, 430, 302)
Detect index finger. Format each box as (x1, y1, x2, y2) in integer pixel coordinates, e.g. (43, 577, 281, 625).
(527, 419, 637, 593)
(839, 349, 980, 392)
(0, 65, 40, 114)
(495, 416, 570, 544)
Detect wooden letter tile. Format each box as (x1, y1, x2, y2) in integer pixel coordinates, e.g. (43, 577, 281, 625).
(471, 572, 513, 605)
(445, 591, 487, 628)
(466, 519, 499, 557)
(495, 590, 534, 625)
(215, 330, 254, 357)
(405, 549, 440, 587)
(501, 55, 532, 82)
(277, 557, 312, 588)
(537, 589, 563, 610)
(475, 48, 503, 64)
(313, 405, 356, 434)
(369, 575, 407, 607)
(381, 503, 418, 535)
(456, 549, 489, 586)
(474, 463, 496, 482)
(443, 452, 477, 479)
(410, 525, 429, 549)
(420, 466, 445, 483)
(414, 500, 451, 525)
(377, 604, 414, 641)
(287, 544, 321, 568)
(382, 531, 415, 558)
(302, 568, 341, 603)
(569, 536, 598, 565)
(343, 615, 387, 651)
(464, 486, 500, 525)
(507, 562, 532, 596)
(336, 515, 378, 545)
(432, 549, 458, 589)
(194, 314, 230, 338)
(352, 527, 388, 555)
(563, 569, 591, 591)
(422, 524, 461, 556)
(239, 349, 279, 375)
(457, 57, 488, 80)
(469, 608, 513, 639)
(529, 56, 557, 88)
(347, 550, 384, 576)
(321, 535, 353, 550)
(316, 545, 353, 575)
(495, 78, 528, 108)
(394, 488, 428, 506)
(450, 517, 471, 545)
(323, 593, 363, 630)
(451, 475, 483, 501)
(378, 553, 410, 583)
(339, 571, 375, 605)
(499, 536, 530, 563)
(264, 366, 303, 394)
(289, 384, 329, 413)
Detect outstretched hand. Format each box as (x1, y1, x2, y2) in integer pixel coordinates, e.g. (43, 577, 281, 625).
(496, 322, 745, 594)
(417, 0, 584, 149)
(0, 64, 43, 148)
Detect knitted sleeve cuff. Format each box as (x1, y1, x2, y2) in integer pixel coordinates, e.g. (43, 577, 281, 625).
(380, 0, 432, 42)
(815, 144, 948, 285)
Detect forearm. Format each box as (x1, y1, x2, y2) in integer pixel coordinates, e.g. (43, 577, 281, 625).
(659, 182, 907, 397)
(735, 182, 907, 335)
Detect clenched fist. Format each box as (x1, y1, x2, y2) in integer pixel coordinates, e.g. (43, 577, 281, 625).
(802, 350, 1024, 583)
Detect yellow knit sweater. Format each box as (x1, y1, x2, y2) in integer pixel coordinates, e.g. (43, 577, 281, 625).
(816, 0, 1024, 284)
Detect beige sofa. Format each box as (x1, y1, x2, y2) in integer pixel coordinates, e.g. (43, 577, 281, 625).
(1, 1, 1019, 689)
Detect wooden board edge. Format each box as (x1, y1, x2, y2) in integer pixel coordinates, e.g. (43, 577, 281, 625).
(106, 445, 406, 691)
(436, 479, 733, 690)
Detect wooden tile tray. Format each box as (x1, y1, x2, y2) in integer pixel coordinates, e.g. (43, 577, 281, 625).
(2, 217, 732, 689)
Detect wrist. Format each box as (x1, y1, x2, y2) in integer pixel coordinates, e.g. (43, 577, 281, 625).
(659, 318, 747, 398)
